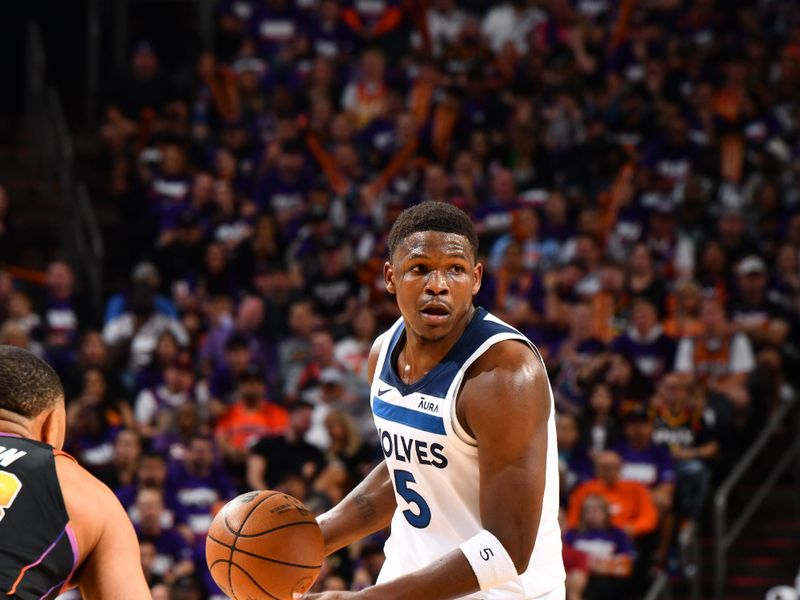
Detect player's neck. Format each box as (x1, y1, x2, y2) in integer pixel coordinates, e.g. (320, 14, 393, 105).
(400, 307, 474, 383)
(0, 411, 35, 440)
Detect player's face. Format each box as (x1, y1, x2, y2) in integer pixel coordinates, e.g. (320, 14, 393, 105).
(385, 231, 482, 343)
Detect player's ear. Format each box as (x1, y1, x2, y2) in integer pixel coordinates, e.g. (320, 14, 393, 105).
(384, 261, 396, 294)
(39, 400, 66, 450)
(471, 262, 483, 296)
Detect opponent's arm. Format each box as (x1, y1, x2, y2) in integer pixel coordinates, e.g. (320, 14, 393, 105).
(55, 456, 151, 599)
(307, 340, 551, 599)
(316, 334, 397, 556)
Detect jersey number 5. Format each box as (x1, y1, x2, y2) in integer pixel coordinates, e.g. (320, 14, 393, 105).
(0, 471, 22, 522)
(394, 470, 431, 528)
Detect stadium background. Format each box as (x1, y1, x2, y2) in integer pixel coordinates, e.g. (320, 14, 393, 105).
(2, 1, 800, 599)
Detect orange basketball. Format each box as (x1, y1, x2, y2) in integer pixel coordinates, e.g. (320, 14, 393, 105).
(206, 490, 324, 600)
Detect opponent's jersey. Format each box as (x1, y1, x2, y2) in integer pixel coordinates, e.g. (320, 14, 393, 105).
(0, 435, 78, 599)
(372, 308, 565, 599)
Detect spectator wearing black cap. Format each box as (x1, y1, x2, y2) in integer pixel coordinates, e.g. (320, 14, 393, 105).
(305, 233, 362, 333)
(247, 399, 324, 491)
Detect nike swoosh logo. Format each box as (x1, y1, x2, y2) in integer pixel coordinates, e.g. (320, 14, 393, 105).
(377, 386, 392, 396)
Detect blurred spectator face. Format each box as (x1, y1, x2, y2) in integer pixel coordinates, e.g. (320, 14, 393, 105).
(631, 300, 658, 335)
(737, 265, 767, 299)
(333, 143, 359, 176)
(700, 298, 727, 336)
(581, 495, 610, 529)
(213, 181, 236, 216)
(361, 50, 385, 83)
(175, 403, 199, 435)
(186, 437, 215, 474)
(776, 244, 799, 276)
(277, 149, 304, 178)
(290, 405, 313, 435)
(136, 489, 165, 533)
(115, 429, 142, 464)
(81, 368, 107, 403)
(321, 245, 346, 278)
(556, 413, 579, 450)
(138, 454, 168, 487)
(8, 292, 32, 319)
(322, 575, 347, 591)
(238, 376, 265, 404)
(140, 541, 157, 576)
(130, 285, 156, 319)
(150, 584, 169, 600)
(81, 331, 108, 365)
(658, 373, 689, 412)
(353, 308, 376, 340)
(718, 211, 744, 244)
(164, 364, 183, 393)
(330, 114, 354, 144)
(205, 242, 227, 274)
(511, 209, 538, 241)
(155, 332, 180, 365)
(589, 384, 613, 416)
(215, 149, 238, 181)
(595, 451, 622, 486)
(237, 297, 265, 331)
(568, 302, 593, 338)
(424, 165, 449, 199)
(192, 172, 214, 205)
(161, 145, 186, 176)
(225, 343, 252, 374)
(624, 417, 653, 449)
(544, 191, 567, 224)
(491, 169, 516, 203)
(599, 263, 625, 292)
(675, 281, 701, 314)
(0, 321, 28, 348)
(319, 0, 340, 22)
(503, 242, 524, 273)
(132, 44, 159, 80)
(46, 261, 74, 299)
(197, 51, 216, 79)
(629, 244, 652, 275)
(289, 302, 315, 338)
(605, 354, 633, 387)
(395, 113, 417, 145)
(311, 331, 335, 363)
(700, 241, 727, 275)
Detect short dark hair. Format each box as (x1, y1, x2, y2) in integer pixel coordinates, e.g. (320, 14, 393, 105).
(0, 346, 64, 418)
(387, 202, 478, 261)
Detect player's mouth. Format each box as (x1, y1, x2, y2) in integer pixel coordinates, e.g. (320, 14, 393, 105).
(419, 303, 451, 323)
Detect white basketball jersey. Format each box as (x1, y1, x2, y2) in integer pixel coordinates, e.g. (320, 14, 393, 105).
(371, 307, 565, 599)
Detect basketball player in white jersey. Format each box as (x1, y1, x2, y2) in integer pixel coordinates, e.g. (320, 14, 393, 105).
(305, 202, 565, 599)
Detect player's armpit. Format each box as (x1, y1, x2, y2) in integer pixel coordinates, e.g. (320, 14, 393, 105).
(461, 340, 551, 574)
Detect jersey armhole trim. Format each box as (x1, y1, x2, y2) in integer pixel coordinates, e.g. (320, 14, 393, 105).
(447, 333, 540, 452)
(59, 522, 80, 594)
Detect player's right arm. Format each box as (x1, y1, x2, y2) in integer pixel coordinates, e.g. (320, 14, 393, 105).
(55, 455, 151, 599)
(316, 334, 396, 556)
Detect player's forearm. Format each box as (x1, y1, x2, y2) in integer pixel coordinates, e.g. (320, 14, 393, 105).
(360, 548, 480, 600)
(317, 461, 395, 555)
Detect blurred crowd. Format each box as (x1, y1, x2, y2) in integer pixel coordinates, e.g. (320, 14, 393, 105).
(2, 0, 800, 598)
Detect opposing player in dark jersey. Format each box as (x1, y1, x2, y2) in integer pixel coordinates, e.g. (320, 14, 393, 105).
(0, 346, 149, 599)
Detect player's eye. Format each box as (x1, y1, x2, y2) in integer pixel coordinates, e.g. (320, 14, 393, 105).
(410, 264, 427, 274)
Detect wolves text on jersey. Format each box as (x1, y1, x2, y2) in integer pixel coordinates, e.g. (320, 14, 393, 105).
(378, 428, 448, 469)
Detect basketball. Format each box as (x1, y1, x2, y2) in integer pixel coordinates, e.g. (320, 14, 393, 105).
(205, 490, 324, 600)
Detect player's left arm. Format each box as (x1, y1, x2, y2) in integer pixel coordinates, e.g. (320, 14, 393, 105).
(304, 340, 552, 599)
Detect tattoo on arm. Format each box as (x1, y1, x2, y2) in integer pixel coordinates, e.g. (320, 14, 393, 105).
(355, 492, 376, 524)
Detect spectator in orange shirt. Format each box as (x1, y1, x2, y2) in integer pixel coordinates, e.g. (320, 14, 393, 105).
(566, 450, 658, 539)
(214, 364, 288, 469)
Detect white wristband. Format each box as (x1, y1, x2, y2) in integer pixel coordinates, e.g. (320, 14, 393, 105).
(459, 529, 518, 591)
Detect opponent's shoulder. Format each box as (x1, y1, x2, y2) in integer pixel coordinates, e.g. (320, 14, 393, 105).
(54, 454, 121, 558)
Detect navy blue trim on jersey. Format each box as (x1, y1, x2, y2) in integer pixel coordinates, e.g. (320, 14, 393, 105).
(378, 307, 529, 398)
(373, 397, 446, 435)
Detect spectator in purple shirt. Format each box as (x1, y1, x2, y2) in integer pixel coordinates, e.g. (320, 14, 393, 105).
(169, 435, 236, 544)
(611, 297, 676, 383)
(135, 488, 195, 583)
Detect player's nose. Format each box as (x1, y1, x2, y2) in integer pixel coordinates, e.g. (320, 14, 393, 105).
(424, 269, 449, 295)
